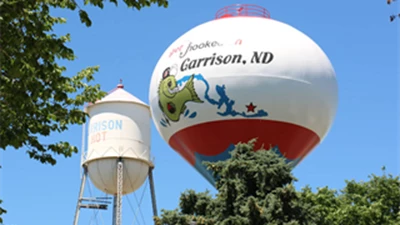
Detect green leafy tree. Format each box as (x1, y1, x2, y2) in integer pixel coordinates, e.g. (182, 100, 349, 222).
(0, 199, 6, 223)
(154, 139, 317, 225)
(301, 167, 400, 225)
(155, 140, 400, 225)
(0, 0, 168, 222)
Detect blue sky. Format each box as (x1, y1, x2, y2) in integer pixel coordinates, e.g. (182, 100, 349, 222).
(1, 0, 399, 224)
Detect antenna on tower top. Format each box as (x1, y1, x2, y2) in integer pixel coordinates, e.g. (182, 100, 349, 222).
(117, 79, 124, 88)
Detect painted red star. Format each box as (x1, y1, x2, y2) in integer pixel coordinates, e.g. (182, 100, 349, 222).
(246, 102, 257, 112)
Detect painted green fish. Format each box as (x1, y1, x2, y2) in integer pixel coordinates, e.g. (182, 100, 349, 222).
(158, 67, 203, 122)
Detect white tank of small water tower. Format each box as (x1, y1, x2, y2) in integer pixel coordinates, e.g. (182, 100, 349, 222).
(83, 83, 152, 195)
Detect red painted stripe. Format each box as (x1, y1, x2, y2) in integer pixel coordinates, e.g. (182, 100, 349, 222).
(169, 119, 320, 165)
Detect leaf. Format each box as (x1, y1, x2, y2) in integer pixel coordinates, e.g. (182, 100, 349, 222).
(79, 10, 92, 27)
(0, 199, 7, 223)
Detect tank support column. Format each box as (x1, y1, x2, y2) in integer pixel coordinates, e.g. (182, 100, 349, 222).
(112, 158, 123, 225)
(73, 166, 88, 225)
(149, 166, 158, 221)
(111, 194, 117, 225)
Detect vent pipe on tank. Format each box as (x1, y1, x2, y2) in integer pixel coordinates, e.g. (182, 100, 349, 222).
(215, 4, 271, 19)
(117, 79, 124, 89)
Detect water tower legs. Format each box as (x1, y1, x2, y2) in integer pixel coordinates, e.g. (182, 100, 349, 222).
(73, 166, 88, 225)
(72, 165, 110, 225)
(112, 194, 117, 225)
(73, 160, 158, 225)
(148, 166, 158, 218)
(112, 158, 123, 225)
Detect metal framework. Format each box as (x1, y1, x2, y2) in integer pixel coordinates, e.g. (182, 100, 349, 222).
(215, 4, 271, 19)
(115, 159, 123, 225)
(148, 165, 158, 217)
(73, 166, 111, 225)
(73, 161, 158, 225)
(73, 115, 158, 225)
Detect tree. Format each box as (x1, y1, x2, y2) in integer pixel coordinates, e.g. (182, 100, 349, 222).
(0, 199, 6, 224)
(0, 0, 168, 222)
(387, 0, 400, 22)
(154, 139, 317, 225)
(301, 167, 400, 225)
(155, 140, 400, 225)
(0, 0, 168, 164)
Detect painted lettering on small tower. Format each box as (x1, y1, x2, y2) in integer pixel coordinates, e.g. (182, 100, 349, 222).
(89, 119, 123, 144)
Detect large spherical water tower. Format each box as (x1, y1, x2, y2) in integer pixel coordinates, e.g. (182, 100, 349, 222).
(149, 4, 338, 185)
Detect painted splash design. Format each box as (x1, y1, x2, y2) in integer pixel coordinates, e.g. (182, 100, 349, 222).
(159, 74, 268, 127)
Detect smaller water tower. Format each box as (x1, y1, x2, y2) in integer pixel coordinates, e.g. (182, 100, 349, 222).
(73, 82, 158, 225)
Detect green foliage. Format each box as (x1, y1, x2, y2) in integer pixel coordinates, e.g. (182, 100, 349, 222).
(0, 0, 168, 165)
(300, 167, 400, 225)
(0, 1, 168, 222)
(155, 139, 316, 225)
(179, 190, 213, 216)
(155, 140, 400, 225)
(299, 186, 340, 225)
(0, 200, 6, 223)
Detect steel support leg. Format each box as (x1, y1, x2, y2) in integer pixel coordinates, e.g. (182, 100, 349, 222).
(112, 158, 123, 225)
(112, 194, 117, 225)
(149, 166, 158, 220)
(73, 166, 87, 225)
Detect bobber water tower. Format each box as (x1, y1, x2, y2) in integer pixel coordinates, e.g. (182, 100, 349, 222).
(149, 4, 338, 185)
(73, 82, 158, 225)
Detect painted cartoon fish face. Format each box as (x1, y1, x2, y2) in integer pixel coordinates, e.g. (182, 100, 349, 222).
(160, 76, 179, 98)
(157, 67, 204, 122)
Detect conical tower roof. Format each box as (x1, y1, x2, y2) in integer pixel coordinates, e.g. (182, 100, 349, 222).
(85, 82, 148, 111)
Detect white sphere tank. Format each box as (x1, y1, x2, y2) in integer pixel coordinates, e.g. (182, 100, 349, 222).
(84, 83, 152, 195)
(149, 5, 338, 185)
